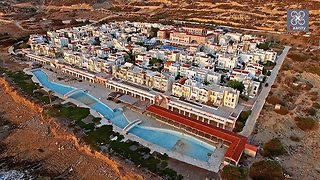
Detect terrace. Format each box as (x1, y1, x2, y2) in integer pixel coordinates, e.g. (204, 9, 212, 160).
(146, 105, 257, 166)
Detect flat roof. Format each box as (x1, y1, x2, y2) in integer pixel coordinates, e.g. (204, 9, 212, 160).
(146, 105, 253, 164)
(170, 96, 243, 120)
(119, 95, 138, 105)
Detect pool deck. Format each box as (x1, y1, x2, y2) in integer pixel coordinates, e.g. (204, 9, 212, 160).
(25, 67, 225, 172)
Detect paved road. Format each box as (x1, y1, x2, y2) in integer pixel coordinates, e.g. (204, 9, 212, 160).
(239, 46, 291, 137)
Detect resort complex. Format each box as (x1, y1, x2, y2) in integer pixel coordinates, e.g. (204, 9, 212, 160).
(21, 21, 282, 172)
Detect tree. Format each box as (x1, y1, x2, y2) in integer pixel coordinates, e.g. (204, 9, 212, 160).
(47, 90, 54, 106)
(150, 27, 159, 38)
(220, 165, 247, 180)
(249, 160, 284, 180)
(262, 138, 286, 157)
(257, 42, 271, 51)
(227, 80, 245, 93)
(149, 58, 162, 65)
(92, 37, 101, 46)
(135, 42, 144, 46)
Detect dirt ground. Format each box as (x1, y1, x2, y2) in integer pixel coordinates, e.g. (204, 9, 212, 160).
(250, 51, 320, 180)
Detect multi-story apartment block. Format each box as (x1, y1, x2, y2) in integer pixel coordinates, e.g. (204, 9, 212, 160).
(153, 73, 173, 92)
(216, 53, 239, 70)
(264, 50, 277, 62)
(245, 62, 264, 77)
(63, 51, 83, 67)
(190, 86, 209, 103)
(194, 54, 213, 68)
(172, 78, 240, 108)
(225, 32, 243, 42)
(168, 63, 180, 77)
(53, 37, 69, 48)
(207, 71, 222, 84)
(158, 27, 215, 45)
(223, 89, 240, 108)
(112, 63, 173, 92)
(168, 51, 180, 62)
(135, 53, 152, 67)
(108, 53, 125, 66)
(230, 69, 261, 98)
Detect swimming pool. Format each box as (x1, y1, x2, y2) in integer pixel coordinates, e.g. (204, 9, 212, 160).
(32, 69, 75, 95)
(31, 69, 216, 162)
(130, 126, 214, 161)
(161, 45, 183, 51)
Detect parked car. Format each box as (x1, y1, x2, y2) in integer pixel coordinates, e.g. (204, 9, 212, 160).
(265, 83, 269, 87)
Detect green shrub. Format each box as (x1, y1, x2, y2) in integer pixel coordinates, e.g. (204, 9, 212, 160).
(307, 108, 317, 116)
(266, 71, 271, 76)
(60, 106, 90, 121)
(92, 117, 102, 123)
(257, 42, 271, 51)
(312, 103, 320, 109)
(44, 105, 90, 121)
(75, 120, 95, 131)
(266, 96, 282, 105)
(295, 117, 316, 131)
(234, 110, 251, 132)
(289, 136, 300, 142)
(238, 110, 252, 123)
(227, 80, 245, 93)
(262, 138, 286, 157)
(221, 165, 247, 180)
(249, 160, 284, 180)
(274, 107, 289, 115)
(87, 125, 114, 145)
(233, 121, 244, 132)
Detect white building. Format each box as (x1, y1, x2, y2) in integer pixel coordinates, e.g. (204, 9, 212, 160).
(216, 53, 238, 70)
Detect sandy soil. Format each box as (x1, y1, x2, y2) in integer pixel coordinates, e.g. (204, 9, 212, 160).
(250, 53, 320, 179)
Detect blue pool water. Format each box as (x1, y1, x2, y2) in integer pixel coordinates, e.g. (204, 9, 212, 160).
(161, 45, 182, 51)
(130, 126, 214, 161)
(32, 70, 75, 95)
(32, 69, 215, 161)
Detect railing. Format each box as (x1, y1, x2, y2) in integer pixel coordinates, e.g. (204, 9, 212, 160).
(64, 88, 86, 98)
(123, 119, 142, 133)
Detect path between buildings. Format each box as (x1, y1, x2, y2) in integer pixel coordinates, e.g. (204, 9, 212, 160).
(239, 46, 291, 137)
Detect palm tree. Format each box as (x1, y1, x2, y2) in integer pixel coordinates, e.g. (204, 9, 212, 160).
(47, 90, 53, 106)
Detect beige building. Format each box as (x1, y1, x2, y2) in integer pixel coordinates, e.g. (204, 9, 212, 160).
(112, 64, 173, 92)
(172, 78, 240, 109)
(222, 89, 240, 108)
(153, 74, 172, 92)
(158, 27, 215, 44)
(63, 51, 83, 67)
(31, 43, 61, 58)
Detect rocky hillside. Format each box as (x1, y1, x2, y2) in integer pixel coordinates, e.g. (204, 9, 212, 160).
(9, 0, 320, 9)
(2, 0, 320, 38)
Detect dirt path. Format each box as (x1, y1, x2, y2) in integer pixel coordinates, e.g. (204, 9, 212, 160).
(0, 78, 157, 179)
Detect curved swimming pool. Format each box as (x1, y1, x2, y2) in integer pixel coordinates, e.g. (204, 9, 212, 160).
(31, 69, 216, 162)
